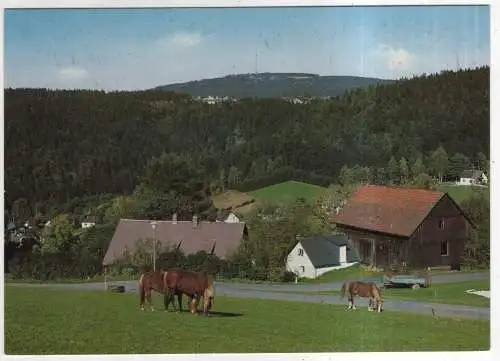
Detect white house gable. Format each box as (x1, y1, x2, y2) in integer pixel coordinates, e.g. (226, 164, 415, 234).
(285, 241, 316, 279)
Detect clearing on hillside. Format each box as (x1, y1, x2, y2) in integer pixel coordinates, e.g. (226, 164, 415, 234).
(248, 180, 327, 203)
(212, 190, 256, 212)
(4, 286, 489, 354)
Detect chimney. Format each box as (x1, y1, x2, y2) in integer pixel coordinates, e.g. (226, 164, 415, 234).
(172, 213, 177, 224)
(192, 214, 198, 228)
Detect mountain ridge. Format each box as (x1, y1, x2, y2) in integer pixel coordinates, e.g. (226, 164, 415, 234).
(150, 72, 395, 98)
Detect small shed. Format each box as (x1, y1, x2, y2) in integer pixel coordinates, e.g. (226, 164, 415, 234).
(286, 234, 360, 279)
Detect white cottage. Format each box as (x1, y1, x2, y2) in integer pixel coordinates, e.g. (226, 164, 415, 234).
(286, 234, 360, 279)
(458, 169, 488, 186)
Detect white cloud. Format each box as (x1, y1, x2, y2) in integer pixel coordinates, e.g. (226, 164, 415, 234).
(166, 31, 204, 48)
(57, 66, 88, 81)
(374, 43, 414, 71)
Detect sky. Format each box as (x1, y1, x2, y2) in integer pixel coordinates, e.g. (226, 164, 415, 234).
(3, 5, 491, 91)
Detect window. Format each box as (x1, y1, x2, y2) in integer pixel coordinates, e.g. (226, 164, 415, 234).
(300, 266, 305, 273)
(440, 240, 449, 256)
(298, 248, 304, 256)
(438, 219, 445, 229)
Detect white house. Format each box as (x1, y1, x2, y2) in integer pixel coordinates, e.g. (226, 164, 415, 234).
(216, 210, 241, 223)
(286, 234, 360, 279)
(458, 169, 488, 186)
(81, 222, 96, 229)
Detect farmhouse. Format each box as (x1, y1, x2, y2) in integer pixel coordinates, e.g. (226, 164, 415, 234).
(332, 185, 473, 270)
(102, 215, 248, 266)
(286, 234, 360, 279)
(216, 210, 241, 223)
(458, 169, 488, 186)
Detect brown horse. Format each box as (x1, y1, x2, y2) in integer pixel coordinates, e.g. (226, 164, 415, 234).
(163, 269, 215, 316)
(138, 270, 181, 311)
(340, 281, 383, 312)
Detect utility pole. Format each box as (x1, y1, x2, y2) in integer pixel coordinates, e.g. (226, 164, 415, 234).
(151, 221, 157, 271)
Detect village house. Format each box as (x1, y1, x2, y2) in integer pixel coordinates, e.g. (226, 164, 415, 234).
(286, 234, 360, 279)
(102, 214, 248, 267)
(215, 210, 241, 223)
(457, 169, 488, 186)
(332, 185, 473, 270)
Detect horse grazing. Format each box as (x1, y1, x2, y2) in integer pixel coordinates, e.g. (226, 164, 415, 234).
(138, 270, 180, 311)
(340, 281, 383, 312)
(163, 269, 215, 316)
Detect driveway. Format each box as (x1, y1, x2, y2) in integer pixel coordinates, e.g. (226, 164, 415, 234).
(6, 271, 490, 320)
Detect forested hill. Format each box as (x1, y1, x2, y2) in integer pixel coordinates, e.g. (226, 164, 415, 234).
(150, 72, 394, 98)
(4, 66, 489, 216)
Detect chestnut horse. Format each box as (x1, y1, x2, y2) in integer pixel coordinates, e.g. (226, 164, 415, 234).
(163, 269, 215, 316)
(138, 270, 181, 311)
(340, 281, 383, 312)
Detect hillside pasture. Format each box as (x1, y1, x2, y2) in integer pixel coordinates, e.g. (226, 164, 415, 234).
(212, 190, 257, 214)
(4, 286, 489, 354)
(437, 183, 488, 204)
(248, 180, 327, 204)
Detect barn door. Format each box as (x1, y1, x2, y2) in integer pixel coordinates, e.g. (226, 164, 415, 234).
(339, 245, 347, 264)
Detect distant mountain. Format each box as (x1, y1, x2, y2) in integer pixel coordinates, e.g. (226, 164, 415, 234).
(149, 73, 394, 98)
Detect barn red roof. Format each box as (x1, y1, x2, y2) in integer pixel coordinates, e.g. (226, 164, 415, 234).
(332, 185, 445, 237)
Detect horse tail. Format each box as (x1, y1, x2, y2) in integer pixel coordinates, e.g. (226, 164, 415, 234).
(162, 270, 170, 291)
(340, 281, 348, 299)
(205, 274, 215, 302)
(139, 273, 146, 305)
(371, 283, 382, 302)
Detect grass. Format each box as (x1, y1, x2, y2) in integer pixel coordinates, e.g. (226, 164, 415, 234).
(310, 280, 490, 308)
(4, 286, 489, 354)
(437, 183, 488, 204)
(248, 180, 327, 204)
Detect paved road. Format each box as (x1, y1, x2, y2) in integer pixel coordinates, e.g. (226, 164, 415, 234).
(7, 271, 490, 320)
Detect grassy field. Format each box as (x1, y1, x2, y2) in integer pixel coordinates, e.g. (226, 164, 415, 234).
(309, 280, 491, 308)
(248, 180, 327, 204)
(437, 183, 488, 204)
(4, 286, 489, 354)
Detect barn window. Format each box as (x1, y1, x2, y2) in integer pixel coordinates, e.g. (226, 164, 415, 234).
(440, 240, 449, 256)
(300, 265, 305, 273)
(438, 219, 445, 229)
(298, 248, 304, 256)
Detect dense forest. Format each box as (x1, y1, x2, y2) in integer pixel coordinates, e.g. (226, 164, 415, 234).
(150, 72, 393, 98)
(5, 66, 489, 220)
(4, 65, 490, 280)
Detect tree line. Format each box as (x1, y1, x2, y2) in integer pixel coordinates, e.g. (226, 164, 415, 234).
(4, 66, 489, 223)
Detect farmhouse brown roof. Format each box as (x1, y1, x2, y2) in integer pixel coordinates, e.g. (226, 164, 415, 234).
(103, 219, 247, 266)
(332, 185, 445, 237)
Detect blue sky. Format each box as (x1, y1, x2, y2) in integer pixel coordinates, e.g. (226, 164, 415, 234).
(4, 5, 491, 91)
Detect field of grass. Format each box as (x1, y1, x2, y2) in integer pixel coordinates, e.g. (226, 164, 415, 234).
(437, 183, 488, 204)
(248, 180, 327, 204)
(310, 280, 490, 308)
(4, 286, 489, 354)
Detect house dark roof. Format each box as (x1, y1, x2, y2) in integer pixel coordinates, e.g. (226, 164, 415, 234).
(298, 234, 360, 268)
(461, 169, 483, 179)
(216, 209, 232, 221)
(332, 185, 445, 238)
(103, 219, 247, 265)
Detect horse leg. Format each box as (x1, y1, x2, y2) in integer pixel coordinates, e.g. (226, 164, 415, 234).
(190, 297, 198, 315)
(347, 294, 353, 310)
(177, 292, 183, 313)
(164, 290, 172, 311)
(147, 290, 155, 311)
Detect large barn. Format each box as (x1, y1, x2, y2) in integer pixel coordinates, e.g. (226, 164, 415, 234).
(332, 185, 474, 270)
